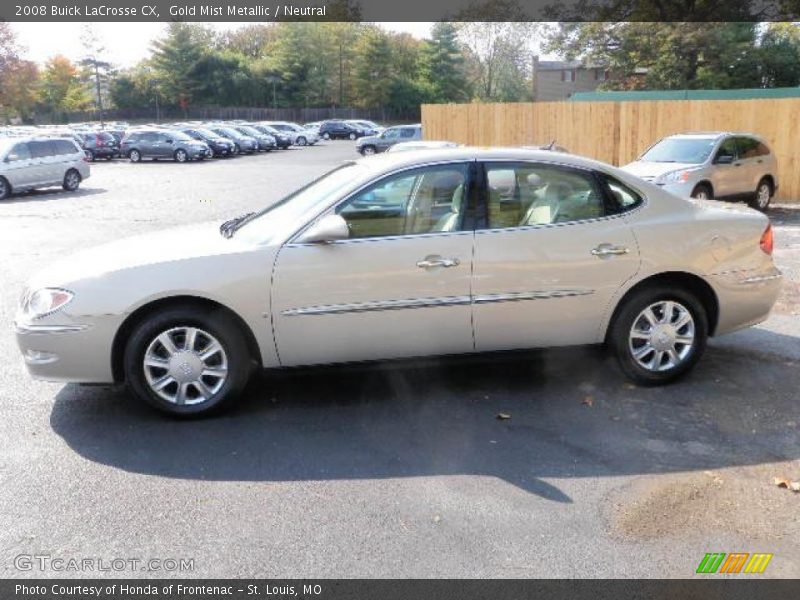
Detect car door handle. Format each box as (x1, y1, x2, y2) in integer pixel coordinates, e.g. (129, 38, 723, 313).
(416, 256, 460, 269)
(591, 245, 629, 258)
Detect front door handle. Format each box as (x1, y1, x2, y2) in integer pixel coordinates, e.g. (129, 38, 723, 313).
(417, 256, 460, 269)
(591, 244, 629, 258)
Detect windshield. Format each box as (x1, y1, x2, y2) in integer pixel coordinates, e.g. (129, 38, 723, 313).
(237, 126, 261, 136)
(640, 137, 716, 164)
(170, 131, 193, 141)
(235, 163, 367, 243)
(219, 128, 242, 139)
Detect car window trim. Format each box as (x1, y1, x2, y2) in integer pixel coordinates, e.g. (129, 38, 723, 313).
(285, 159, 478, 247)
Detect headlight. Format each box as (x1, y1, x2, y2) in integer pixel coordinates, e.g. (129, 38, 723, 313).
(658, 170, 693, 184)
(22, 288, 74, 319)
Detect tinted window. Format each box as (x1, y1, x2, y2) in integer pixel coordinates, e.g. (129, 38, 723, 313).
(736, 137, 760, 159)
(641, 137, 717, 164)
(54, 140, 78, 155)
(383, 128, 401, 139)
(755, 141, 770, 157)
(29, 140, 56, 158)
(400, 128, 417, 138)
(715, 138, 737, 161)
(485, 163, 605, 228)
(337, 164, 469, 239)
(7, 142, 31, 161)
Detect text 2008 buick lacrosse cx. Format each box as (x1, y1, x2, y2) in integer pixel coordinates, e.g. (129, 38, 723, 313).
(15, 148, 781, 416)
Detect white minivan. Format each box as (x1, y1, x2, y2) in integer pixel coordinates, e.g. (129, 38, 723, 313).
(0, 136, 90, 200)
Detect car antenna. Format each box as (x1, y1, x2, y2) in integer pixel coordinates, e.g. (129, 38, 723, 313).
(545, 139, 556, 150)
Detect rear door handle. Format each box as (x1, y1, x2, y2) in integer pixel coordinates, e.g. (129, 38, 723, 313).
(591, 244, 629, 258)
(417, 256, 460, 269)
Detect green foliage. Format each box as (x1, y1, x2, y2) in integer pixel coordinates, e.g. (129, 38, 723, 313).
(419, 22, 471, 103)
(40, 55, 92, 115)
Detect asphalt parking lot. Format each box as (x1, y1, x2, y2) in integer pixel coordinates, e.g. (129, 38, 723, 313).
(0, 142, 798, 578)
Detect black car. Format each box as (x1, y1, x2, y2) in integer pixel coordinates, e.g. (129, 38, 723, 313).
(120, 129, 209, 163)
(318, 120, 366, 140)
(77, 131, 120, 160)
(250, 124, 292, 149)
(179, 127, 236, 158)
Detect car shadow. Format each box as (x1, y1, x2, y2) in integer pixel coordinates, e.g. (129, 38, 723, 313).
(3, 187, 107, 204)
(770, 204, 800, 226)
(50, 337, 800, 503)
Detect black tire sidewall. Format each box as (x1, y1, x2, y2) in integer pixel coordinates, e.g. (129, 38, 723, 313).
(0, 177, 10, 200)
(610, 286, 708, 385)
(124, 306, 251, 417)
(130, 150, 141, 162)
(691, 184, 712, 200)
(175, 149, 187, 162)
(749, 178, 772, 211)
(63, 169, 80, 191)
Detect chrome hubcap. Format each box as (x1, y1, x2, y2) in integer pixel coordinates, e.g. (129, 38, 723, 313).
(629, 301, 695, 372)
(176, 151, 186, 162)
(757, 184, 770, 207)
(143, 326, 228, 405)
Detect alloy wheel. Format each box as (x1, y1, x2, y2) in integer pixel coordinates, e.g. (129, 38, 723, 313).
(175, 149, 187, 162)
(143, 326, 228, 406)
(628, 300, 695, 372)
(64, 171, 80, 190)
(756, 183, 771, 209)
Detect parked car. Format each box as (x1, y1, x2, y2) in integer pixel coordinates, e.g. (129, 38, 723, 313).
(15, 148, 781, 416)
(178, 127, 236, 158)
(121, 129, 209, 163)
(77, 131, 120, 161)
(386, 141, 459, 153)
(303, 121, 322, 133)
(207, 127, 258, 155)
(0, 136, 89, 200)
(250, 124, 292, 149)
(621, 132, 778, 211)
(318, 119, 366, 140)
(355, 124, 422, 155)
(232, 125, 276, 152)
(346, 120, 380, 136)
(264, 122, 319, 146)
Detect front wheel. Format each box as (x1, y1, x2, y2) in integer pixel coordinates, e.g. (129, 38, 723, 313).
(297, 136, 307, 146)
(62, 169, 81, 192)
(691, 184, 712, 200)
(129, 149, 142, 163)
(174, 149, 188, 163)
(609, 286, 708, 385)
(0, 177, 10, 200)
(124, 306, 252, 417)
(322, 132, 331, 140)
(749, 178, 773, 212)
(348, 132, 357, 140)
(361, 145, 376, 156)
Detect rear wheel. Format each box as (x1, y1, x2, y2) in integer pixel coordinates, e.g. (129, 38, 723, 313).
(174, 149, 188, 163)
(361, 145, 376, 156)
(322, 132, 331, 140)
(691, 183, 712, 200)
(62, 169, 81, 192)
(124, 306, 252, 417)
(348, 132, 357, 140)
(609, 286, 708, 385)
(129, 149, 142, 163)
(297, 136, 307, 146)
(750, 178, 773, 212)
(0, 177, 10, 200)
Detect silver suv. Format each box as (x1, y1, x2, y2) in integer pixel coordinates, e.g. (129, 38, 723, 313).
(621, 132, 778, 211)
(0, 137, 89, 201)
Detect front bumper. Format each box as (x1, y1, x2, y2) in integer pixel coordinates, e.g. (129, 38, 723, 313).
(15, 315, 120, 383)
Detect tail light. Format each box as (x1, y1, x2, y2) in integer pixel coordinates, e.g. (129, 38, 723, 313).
(760, 223, 774, 255)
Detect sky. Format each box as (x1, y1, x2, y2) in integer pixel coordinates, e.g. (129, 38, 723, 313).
(11, 22, 435, 67)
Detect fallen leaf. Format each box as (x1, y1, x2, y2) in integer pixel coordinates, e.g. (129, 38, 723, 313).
(773, 476, 800, 491)
(582, 395, 594, 407)
(496, 412, 511, 420)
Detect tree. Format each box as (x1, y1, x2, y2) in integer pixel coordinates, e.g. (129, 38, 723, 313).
(151, 23, 211, 110)
(759, 23, 800, 87)
(419, 22, 470, 103)
(352, 27, 394, 108)
(1, 60, 39, 120)
(79, 25, 114, 122)
(40, 55, 92, 117)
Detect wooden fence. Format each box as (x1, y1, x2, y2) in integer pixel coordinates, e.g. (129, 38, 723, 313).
(421, 99, 800, 201)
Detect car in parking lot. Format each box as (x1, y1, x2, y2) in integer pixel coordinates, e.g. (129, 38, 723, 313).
(14, 147, 782, 417)
(318, 119, 366, 140)
(207, 127, 258, 155)
(387, 140, 459, 153)
(356, 124, 422, 155)
(177, 127, 236, 158)
(247, 124, 291, 149)
(231, 125, 276, 152)
(264, 122, 319, 146)
(1, 136, 89, 200)
(121, 129, 209, 163)
(76, 131, 120, 161)
(621, 132, 778, 211)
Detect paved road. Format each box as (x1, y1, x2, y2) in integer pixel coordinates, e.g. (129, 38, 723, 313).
(0, 143, 798, 578)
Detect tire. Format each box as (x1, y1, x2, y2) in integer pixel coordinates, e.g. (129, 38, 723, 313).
(297, 136, 307, 146)
(105, 156, 113, 161)
(609, 285, 708, 386)
(0, 177, 10, 200)
(207, 148, 215, 159)
(322, 132, 331, 140)
(174, 149, 188, 163)
(129, 149, 142, 163)
(124, 305, 252, 417)
(361, 145, 376, 156)
(88, 150, 96, 162)
(691, 183, 712, 200)
(348, 132, 357, 140)
(62, 169, 81, 192)
(749, 178, 773, 212)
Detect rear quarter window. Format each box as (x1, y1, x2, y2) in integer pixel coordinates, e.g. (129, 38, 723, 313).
(600, 174, 644, 214)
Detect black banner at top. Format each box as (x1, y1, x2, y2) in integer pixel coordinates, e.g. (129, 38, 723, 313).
(3, 0, 800, 22)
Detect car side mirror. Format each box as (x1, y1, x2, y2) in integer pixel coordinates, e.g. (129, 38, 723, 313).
(715, 154, 734, 164)
(296, 214, 350, 244)
(165, 139, 173, 144)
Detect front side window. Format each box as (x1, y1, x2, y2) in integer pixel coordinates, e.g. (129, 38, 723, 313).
(715, 138, 737, 162)
(382, 128, 400, 139)
(484, 163, 605, 228)
(400, 128, 417, 138)
(336, 164, 469, 239)
(7, 142, 31, 161)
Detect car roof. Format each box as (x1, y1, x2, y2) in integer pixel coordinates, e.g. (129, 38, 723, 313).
(666, 131, 765, 140)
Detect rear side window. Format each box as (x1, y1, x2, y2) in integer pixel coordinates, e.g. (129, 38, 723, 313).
(29, 141, 56, 158)
(600, 174, 644, 214)
(736, 137, 760, 159)
(400, 128, 417, 138)
(755, 141, 770, 157)
(54, 140, 78, 155)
